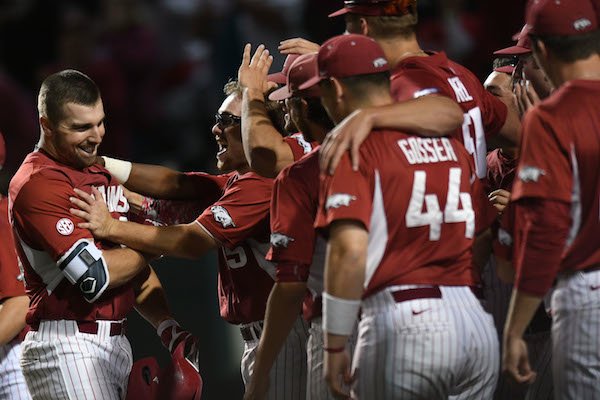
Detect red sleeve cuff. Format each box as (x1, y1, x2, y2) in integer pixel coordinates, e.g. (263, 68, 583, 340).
(275, 262, 310, 282)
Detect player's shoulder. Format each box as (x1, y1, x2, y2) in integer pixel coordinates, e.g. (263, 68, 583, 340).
(10, 153, 74, 203)
(278, 147, 320, 180)
(229, 171, 274, 194)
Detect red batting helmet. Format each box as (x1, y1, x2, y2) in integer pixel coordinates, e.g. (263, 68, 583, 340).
(125, 342, 203, 400)
(0, 131, 5, 170)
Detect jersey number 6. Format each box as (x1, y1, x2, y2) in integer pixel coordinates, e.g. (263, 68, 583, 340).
(406, 167, 475, 241)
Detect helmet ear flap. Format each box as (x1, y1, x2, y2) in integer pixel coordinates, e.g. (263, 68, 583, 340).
(158, 340, 204, 400)
(125, 357, 160, 400)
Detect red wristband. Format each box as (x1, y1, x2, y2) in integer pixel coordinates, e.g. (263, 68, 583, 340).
(323, 346, 345, 353)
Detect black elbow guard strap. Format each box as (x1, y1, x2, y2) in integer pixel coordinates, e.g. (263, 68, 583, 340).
(57, 239, 110, 303)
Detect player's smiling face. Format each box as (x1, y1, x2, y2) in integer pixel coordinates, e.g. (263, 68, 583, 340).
(212, 94, 248, 173)
(46, 100, 106, 169)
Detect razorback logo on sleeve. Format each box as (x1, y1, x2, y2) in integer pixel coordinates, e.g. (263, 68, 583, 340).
(210, 205, 236, 228)
(518, 166, 546, 183)
(270, 232, 295, 248)
(325, 193, 357, 210)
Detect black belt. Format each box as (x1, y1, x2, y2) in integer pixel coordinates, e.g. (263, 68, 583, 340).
(240, 321, 264, 341)
(30, 320, 126, 336)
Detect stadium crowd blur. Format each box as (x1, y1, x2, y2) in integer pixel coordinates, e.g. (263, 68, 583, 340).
(0, 0, 525, 398)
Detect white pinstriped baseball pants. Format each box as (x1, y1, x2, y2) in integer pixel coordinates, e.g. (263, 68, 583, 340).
(0, 340, 31, 399)
(20, 320, 132, 400)
(552, 269, 600, 400)
(352, 285, 499, 400)
(306, 317, 358, 400)
(240, 316, 309, 400)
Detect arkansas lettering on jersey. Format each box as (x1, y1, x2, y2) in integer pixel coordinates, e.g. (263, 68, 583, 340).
(391, 51, 508, 180)
(195, 171, 279, 324)
(267, 148, 327, 320)
(9, 150, 135, 324)
(512, 80, 600, 273)
(315, 131, 479, 298)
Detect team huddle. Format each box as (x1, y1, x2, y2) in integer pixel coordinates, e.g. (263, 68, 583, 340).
(1, 0, 599, 399)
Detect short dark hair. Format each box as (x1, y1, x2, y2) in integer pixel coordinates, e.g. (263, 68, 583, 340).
(530, 29, 600, 63)
(345, 13, 417, 40)
(304, 97, 334, 131)
(38, 69, 100, 125)
(492, 56, 518, 70)
(223, 79, 287, 134)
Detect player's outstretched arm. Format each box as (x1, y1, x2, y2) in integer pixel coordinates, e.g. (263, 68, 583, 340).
(278, 37, 320, 55)
(102, 247, 151, 289)
(239, 44, 296, 178)
(244, 281, 306, 400)
(70, 188, 218, 259)
(0, 295, 28, 345)
(320, 95, 464, 173)
(101, 156, 209, 200)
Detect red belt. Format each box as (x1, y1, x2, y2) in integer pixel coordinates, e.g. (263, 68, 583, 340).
(30, 320, 126, 336)
(391, 286, 483, 302)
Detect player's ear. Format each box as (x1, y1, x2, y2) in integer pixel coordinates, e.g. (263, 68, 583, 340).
(330, 77, 345, 103)
(40, 116, 53, 137)
(359, 17, 369, 36)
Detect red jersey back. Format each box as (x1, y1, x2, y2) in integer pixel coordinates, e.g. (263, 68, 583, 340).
(0, 196, 26, 301)
(9, 150, 135, 324)
(315, 131, 478, 297)
(512, 80, 600, 272)
(391, 52, 508, 180)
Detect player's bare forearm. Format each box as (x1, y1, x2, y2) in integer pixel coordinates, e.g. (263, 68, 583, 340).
(107, 220, 217, 260)
(242, 87, 294, 178)
(126, 163, 202, 200)
(0, 295, 28, 345)
(253, 282, 306, 376)
(503, 289, 543, 339)
(132, 265, 173, 329)
(103, 247, 151, 289)
(496, 105, 522, 148)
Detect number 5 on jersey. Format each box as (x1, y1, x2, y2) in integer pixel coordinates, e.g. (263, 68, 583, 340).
(406, 168, 475, 241)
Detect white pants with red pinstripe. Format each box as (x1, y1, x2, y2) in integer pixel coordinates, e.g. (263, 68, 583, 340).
(20, 320, 132, 400)
(352, 285, 499, 400)
(552, 270, 600, 400)
(0, 340, 31, 399)
(240, 316, 308, 400)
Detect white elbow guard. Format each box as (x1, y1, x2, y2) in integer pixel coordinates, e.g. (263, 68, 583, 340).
(57, 239, 110, 303)
(102, 156, 132, 183)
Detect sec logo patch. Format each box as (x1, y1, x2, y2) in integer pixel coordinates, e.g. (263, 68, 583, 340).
(56, 218, 74, 236)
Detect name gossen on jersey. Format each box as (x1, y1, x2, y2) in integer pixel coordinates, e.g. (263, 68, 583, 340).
(397, 137, 458, 165)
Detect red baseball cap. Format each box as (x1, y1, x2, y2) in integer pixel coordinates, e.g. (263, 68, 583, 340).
(329, 0, 417, 18)
(525, 0, 599, 36)
(269, 53, 321, 101)
(267, 54, 301, 84)
(299, 34, 389, 91)
(494, 65, 516, 74)
(0, 131, 5, 170)
(494, 25, 532, 56)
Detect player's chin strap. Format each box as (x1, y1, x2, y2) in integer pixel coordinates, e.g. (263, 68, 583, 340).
(157, 319, 200, 372)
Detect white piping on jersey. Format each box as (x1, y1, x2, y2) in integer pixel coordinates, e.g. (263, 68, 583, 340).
(194, 221, 221, 244)
(247, 238, 277, 280)
(364, 170, 387, 288)
(566, 145, 582, 248)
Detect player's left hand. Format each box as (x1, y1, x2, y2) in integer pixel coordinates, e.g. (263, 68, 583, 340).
(320, 108, 374, 174)
(488, 189, 511, 215)
(324, 350, 354, 399)
(243, 374, 270, 400)
(502, 334, 537, 384)
(238, 43, 275, 94)
(278, 37, 320, 55)
(70, 187, 117, 240)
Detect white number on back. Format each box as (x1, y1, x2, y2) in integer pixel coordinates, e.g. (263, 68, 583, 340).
(406, 168, 475, 241)
(461, 107, 487, 179)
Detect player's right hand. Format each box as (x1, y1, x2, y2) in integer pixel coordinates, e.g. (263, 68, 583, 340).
(502, 334, 537, 384)
(70, 187, 117, 240)
(488, 189, 511, 215)
(278, 38, 320, 55)
(238, 44, 275, 94)
(243, 374, 269, 400)
(324, 350, 354, 399)
(320, 108, 374, 174)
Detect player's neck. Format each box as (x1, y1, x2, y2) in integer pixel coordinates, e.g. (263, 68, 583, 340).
(377, 36, 425, 69)
(548, 54, 600, 87)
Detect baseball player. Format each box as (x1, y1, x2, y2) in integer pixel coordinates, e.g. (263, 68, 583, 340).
(307, 33, 498, 399)
(502, 1, 600, 399)
(9, 70, 196, 399)
(70, 80, 312, 399)
(0, 131, 31, 400)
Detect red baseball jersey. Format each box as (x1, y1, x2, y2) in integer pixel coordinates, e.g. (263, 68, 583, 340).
(315, 131, 479, 298)
(512, 80, 600, 278)
(0, 196, 26, 301)
(9, 150, 135, 324)
(267, 148, 326, 320)
(391, 52, 508, 180)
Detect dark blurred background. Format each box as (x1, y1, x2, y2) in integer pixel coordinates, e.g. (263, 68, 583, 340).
(0, 0, 525, 398)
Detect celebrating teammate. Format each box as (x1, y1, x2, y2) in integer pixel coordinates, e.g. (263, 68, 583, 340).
(70, 80, 312, 399)
(8, 70, 196, 399)
(0, 131, 31, 400)
(502, 1, 600, 398)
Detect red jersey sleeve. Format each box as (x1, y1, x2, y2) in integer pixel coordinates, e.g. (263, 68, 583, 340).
(11, 171, 94, 261)
(512, 109, 572, 203)
(284, 133, 315, 161)
(314, 154, 373, 233)
(196, 173, 272, 248)
(391, 68, 449, 101)
(479, 87, 508, 139)
(0, 198, 25, 300)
